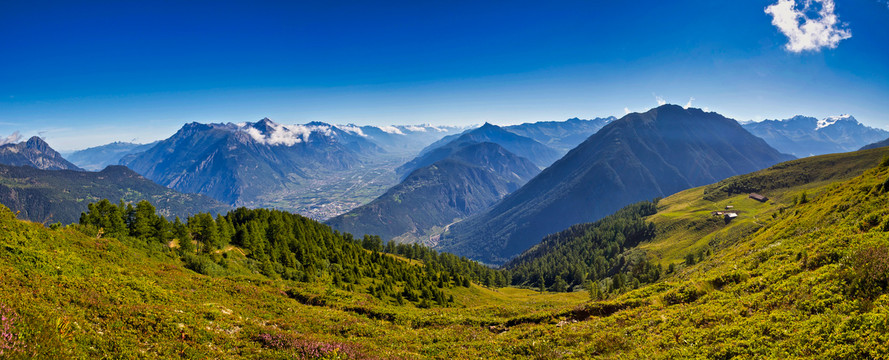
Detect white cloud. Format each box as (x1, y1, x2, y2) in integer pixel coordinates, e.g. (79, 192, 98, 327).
(765, 0, 851, 53)
(377, 125, 405, 135)
(403, 125, 428, 132)
(240, 122, 334, 146)
(684, 97, 695, 109)
(624, 107, 631, 115)
(654, 95, 666, 106)
(0, 131, 22, 145)
(336, 124, 367, 137)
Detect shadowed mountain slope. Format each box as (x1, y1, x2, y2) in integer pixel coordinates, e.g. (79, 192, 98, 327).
(438, 105, 794, 265)
(328, 141, 540, 243)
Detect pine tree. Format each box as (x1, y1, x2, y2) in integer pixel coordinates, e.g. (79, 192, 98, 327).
(551, 275, 569, 292)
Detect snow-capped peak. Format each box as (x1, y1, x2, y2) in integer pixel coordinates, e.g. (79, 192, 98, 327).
(377, 125, 405, 135)
(335, 124, 367, 137)
(816, 114, 853, 130)
(236, 119, 335, 146)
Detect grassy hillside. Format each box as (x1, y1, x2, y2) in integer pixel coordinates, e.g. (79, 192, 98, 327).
(0, 205, 584, 358)
(2, 149, 888, 358)
(542, 155, 889, 358)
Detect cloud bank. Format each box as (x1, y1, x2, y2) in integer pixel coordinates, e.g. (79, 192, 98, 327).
(0, 131, 22, 146)
(241, 122, 334, 146)
(765, 0, 851, 53)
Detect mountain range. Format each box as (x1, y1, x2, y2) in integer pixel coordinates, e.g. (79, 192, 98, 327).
(121, 119, 386, 206)
(348, 124, 470, 155)
(0, 136, 83, 171)
(504, 116, 616, 153)
(66, 141, 159, 171)
(398, 123, 560, 178)
(438, 105, 795, 265)
(327, 141, 540, 243)
(0, 163, 230, 224)
(742, 114, 889, 157)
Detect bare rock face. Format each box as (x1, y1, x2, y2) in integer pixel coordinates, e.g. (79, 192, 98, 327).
(0, 136, 83, 171)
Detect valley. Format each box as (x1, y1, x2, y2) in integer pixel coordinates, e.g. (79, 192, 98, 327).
(254, 155, 405, 220)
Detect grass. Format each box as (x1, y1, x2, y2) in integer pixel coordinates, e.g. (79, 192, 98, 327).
(2, 150, 889, 358)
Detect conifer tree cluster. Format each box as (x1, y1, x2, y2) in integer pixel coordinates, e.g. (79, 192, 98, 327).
(79, 200, 504, 307)
(504, 201, 661, 294)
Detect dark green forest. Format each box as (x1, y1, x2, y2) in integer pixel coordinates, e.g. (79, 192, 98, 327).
(78, 199, 504, 308)
(504, 201, 661, 295)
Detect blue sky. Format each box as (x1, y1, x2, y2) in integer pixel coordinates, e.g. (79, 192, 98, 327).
(1, 0, 888, 150)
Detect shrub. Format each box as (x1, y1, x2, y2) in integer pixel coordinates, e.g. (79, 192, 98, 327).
(845, 245, 889, 299)
(182, 253, 225, 276)
(858, 213, 882, 232)
(254, 332, 368, 359)
(663, 284, 704, 305)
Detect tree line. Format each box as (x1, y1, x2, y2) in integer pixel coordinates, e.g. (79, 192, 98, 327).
(78, 199, 504, 307)
(503, 201, 662, 296)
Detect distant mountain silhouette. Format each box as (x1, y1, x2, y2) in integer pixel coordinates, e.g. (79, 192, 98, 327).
(0, 136, 82, 171)
(438, 105, 795, 265)
(504, 116, 616, 153)
(67, 141, 159, 171)
(346, 124, 470, 155)
(398, 123, 559, 179)
(743, 115, 889, 157)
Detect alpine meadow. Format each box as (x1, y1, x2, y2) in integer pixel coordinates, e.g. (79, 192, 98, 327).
(2, 1, 889, 359)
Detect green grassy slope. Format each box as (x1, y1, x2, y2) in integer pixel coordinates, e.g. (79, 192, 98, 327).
(0, 202, 579, 359)
(2, 149, 888, 359)
(546, 156, 889, 358)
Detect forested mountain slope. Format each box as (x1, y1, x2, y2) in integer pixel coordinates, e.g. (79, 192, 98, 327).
(0, 164, 230, 224)
(504, 146, 889, 293)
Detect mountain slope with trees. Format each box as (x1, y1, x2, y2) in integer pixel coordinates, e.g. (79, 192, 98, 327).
(0, 164, 230, 224)
(504, 146, 889, 293)
(439, 105, 794, 265)
(327, 141, 540, 243)
(1, 146, 886, 358)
